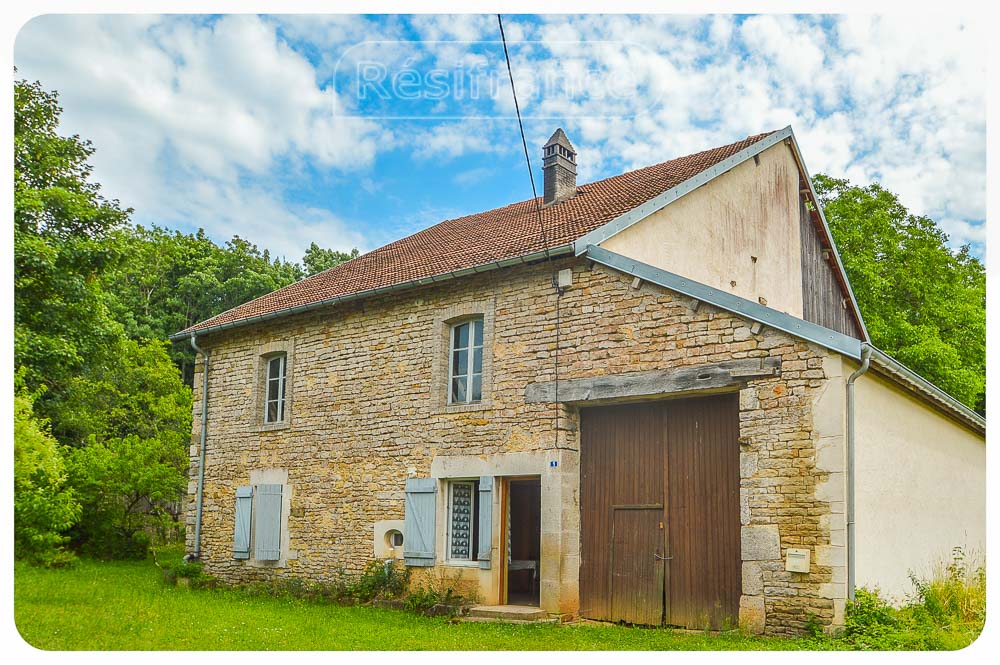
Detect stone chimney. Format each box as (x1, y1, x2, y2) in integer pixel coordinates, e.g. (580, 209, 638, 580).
(542, 128, 577, 204)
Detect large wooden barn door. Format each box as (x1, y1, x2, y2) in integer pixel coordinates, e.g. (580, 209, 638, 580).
(580, 395, 740, 629)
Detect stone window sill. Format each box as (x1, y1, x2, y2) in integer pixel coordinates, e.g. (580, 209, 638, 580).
(257, 421, 291, 432)
(436, 400, 492, 415)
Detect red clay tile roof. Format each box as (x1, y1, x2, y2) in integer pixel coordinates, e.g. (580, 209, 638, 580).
(177, 131, 774, 336)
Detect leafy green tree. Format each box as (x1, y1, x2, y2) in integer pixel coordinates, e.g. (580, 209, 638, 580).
(14, 77, 130, 425)
(302, 242, 359, 276)
(67, 432, 188, 560)
(57, 338, 191, 557)
(14, 375, 81, 566)
(815, 175, 985, 411)
(104, 226, 304, 382)
(15, 78, 194, 559)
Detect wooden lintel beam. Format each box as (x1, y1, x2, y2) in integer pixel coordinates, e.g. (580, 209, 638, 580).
(524, 358, 781, 404)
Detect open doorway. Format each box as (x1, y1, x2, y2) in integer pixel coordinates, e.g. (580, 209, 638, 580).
(504, 477, 541, 606)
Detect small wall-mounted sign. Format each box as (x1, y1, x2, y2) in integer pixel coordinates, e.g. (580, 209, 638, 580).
(549, 460, 558, 468)
(785, 547, 811, 573)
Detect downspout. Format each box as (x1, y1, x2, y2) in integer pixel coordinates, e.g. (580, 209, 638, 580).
(189, 334, 210, 561)
(846, 343, 872, 602)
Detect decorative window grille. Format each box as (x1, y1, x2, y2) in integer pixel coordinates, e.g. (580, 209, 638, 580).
(447, 480, 479, 560)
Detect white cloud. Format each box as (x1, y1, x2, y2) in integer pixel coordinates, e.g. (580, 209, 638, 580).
(14, 14, 382, 257)
(14, 14, 985, 258)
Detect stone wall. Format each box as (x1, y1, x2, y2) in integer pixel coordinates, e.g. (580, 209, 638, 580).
(186, 255, 843, 633)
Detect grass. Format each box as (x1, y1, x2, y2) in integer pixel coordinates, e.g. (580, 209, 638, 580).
(15, 546, 984, 651)
(15, 551, 819, 651)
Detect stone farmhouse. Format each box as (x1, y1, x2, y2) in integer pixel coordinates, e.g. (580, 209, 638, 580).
(171, 127, 985, 635)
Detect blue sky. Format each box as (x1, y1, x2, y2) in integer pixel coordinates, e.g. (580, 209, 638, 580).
(14, 13, 986, 260)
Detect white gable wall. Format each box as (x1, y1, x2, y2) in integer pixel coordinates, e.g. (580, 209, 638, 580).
(599, 142, 805, 317)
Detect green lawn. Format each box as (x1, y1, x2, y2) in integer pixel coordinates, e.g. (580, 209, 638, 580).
(14, 554, 828, 651)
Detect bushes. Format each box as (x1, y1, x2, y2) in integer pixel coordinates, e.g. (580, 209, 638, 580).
(160, 557, 475, 618)
(13, 382, 80, 567)
(836, 547, 985, 650)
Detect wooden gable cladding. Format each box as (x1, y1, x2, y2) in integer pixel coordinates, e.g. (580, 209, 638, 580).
(579, 394, 741, 628)
(797, 173, 864, 340)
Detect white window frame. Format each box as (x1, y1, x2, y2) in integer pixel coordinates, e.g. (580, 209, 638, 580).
(447, 318, 484, 405)
(445, 479, 479, 566)
(264, 354, 287, 424)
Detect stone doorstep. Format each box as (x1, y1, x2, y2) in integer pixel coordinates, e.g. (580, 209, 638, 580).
(461, 616, 561, 625)
(467, 604, 552, 622)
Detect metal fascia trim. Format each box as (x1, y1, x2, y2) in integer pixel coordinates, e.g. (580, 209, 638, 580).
(584, 244, 864, 360)
(868, 346, 985, 433)
(169, 244, 575, 341)
(572, 127, 794, 256)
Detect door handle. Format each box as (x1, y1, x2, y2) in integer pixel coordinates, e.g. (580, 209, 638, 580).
(654, 553, 673, 560)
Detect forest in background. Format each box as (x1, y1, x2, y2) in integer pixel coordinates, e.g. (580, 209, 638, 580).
(13, 77, 986, 566)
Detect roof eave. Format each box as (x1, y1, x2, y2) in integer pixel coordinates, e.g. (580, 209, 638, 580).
(867, 346, 986, 435)
(584, 244, 863, 359)
(168, 244, 575, 342)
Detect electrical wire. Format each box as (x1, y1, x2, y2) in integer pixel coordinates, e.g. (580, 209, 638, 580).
(497, 14, 551, 261)
(497, 14, 564, 449)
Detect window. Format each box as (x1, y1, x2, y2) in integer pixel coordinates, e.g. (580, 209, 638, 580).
(447, 480, 480, 561)
(264, 354, 287, 423)
(448, 319, 483, 404)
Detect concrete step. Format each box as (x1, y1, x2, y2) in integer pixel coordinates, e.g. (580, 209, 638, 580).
(467, 604, 551, 622)
(461, 616, 560, 625)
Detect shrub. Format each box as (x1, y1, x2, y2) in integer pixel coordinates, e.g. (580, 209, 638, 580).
(350, 559, 409, 601)
(13, 382, 81, 567)
(836, 548, 986, 650)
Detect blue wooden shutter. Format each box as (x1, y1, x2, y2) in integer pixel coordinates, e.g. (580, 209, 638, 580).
(478, 476, 494, 569)
(253, 484, 283, 561)
(233, 486, 253, 560)
(403, 478, 437, 567)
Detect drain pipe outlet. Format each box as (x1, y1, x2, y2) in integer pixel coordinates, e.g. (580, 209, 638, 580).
(189, 334, 210, 561)
(846, 343, 872, 602)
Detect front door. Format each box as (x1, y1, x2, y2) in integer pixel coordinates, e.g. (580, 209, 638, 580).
(579, 394, 741, 628)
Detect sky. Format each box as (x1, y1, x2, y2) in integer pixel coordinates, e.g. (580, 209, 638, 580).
(13, 13, 987, 261)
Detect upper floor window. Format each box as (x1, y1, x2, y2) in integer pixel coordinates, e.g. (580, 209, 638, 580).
(448, 318, 483, 404)
(264, 354, 287, 423)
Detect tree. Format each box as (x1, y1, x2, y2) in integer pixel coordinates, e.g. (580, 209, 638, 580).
(67, 432, 188, 560)
(15, 78, 193, 560)
(302, 242, 359, 276)
(104, 226, 305, 383)
(14, 375, 81, 566)
(14, 77, 130, 425)
(814, 175, 985, 411)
